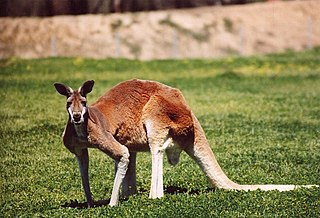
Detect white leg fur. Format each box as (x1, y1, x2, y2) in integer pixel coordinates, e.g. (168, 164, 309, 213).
(109, 151, 130, 206)
(150, 148, 160, 198)
(156, 150, 164, 198)
(149, 137, 173, 199)
(145, 119, 173, 199)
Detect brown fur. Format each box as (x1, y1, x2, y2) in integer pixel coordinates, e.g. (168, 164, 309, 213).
(90, 79, 194, 153)
(55, 79, 317, 207)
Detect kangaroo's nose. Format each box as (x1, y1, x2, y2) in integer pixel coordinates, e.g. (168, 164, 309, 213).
(73, 112, 81, 122)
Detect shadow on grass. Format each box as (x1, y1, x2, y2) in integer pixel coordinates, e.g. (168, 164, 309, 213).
(61, 186, 216, 209)
(164, 185, 216, 195)
(61, 199, 111, 209)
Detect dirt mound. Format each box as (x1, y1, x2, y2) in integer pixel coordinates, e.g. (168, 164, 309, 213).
(0, 0, 319, 60)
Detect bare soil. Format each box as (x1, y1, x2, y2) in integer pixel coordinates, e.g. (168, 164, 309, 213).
(0, 0, 319, 60)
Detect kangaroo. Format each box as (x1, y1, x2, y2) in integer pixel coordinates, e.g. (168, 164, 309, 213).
(54, 79, 317, 207)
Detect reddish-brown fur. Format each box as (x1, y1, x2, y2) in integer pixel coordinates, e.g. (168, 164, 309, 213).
(90, 79, 194, 153)
(55, 79, 317, 207)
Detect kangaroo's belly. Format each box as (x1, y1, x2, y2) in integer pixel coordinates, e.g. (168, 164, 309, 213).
(113, 122, 150, 152)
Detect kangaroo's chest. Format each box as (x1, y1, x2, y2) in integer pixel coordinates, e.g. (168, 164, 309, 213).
(63, 123, 97, 152)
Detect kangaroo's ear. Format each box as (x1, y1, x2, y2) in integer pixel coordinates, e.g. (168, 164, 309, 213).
(54, 83, 73, 97)
(80, 80, 95, 97)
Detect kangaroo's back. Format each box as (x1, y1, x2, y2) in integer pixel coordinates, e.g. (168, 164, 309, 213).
(90, 79, 194, 150)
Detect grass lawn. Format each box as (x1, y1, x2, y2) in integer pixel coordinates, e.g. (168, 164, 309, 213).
(1, 49, 320, 217)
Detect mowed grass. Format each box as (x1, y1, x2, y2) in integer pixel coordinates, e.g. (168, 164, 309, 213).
(1, 49, 320, 217)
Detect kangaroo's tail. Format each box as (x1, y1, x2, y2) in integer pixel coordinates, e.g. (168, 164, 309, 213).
(184, 113, 318, 192)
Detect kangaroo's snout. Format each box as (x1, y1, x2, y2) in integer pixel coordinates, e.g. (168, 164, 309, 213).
(73, 112, 82, 123)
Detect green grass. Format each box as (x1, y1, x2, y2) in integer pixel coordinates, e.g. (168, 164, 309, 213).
(1, 48, 320, 217)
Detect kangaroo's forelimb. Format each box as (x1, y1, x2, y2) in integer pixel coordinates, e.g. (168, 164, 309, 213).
(75, 148, 94, 207)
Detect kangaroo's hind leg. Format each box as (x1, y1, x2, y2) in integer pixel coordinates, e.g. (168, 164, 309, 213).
(142, 93, 193, 199)
(144, 119, 173, 199)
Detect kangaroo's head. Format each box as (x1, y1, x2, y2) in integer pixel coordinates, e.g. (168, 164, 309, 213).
(54, 80, 95, 125)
